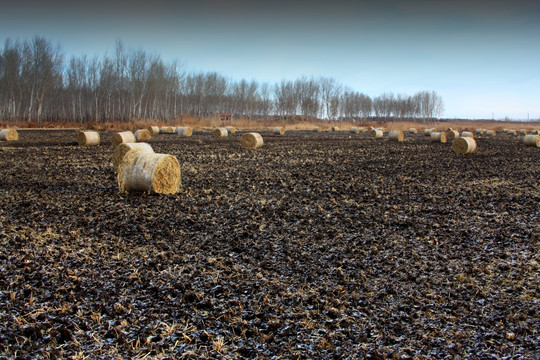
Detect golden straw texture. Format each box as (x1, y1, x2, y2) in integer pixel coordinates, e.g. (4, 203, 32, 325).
(214, 128, 228, 137)
(370, 129, 383, 138)
(77, 131, 100, 146)
(431, 132, 447, 143)
(112, 142, 154, 170)
(461, 131, 474, 138)
(134, 129, 151, 141)
(111, 131, 136, 147)
(452, 137, 477, 154)
(160, 126, 175, 134)
(388, 130, 404, 142)
(350, 127, 359, 134)
(225, 126, 236, 134)
(148, 126, 160, 134)
(241, 132, 264, 149)
(273, 127, 285, 135)
(446, 130, 460, 139)
(0, 128, 18, 141)
(118, 152, 181, 194)
(523, 134, 540, 147)
(313, 127, 322, 132)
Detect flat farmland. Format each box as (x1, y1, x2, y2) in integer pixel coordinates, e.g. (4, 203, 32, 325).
(0, 129, 538, 359)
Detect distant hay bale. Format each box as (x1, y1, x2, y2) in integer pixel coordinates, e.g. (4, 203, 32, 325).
(350, 127, 359, 134)
(446, 130, 460, 139)
(0, 128, 18, 141)
(273, 127, 285, 135)
(111, 131, 136, 147)
(431, 132, 447, 143)
(148, 126, 160, 135)
(388, 130, 404, 142)
(475, 129, 484, 134)
(452, 137, 477, 154)
(531, 130, 539, 135)
(112, 142, 154, 170)
(160, 126, 175, 134)
(214, 128, 228, 137)
(118, 151, 181, 194)
(358, 127, 366, 132)
(331, 126, 340, 132)
(313, 126, 322, 132)
(424, 128, 435, 136)
(409, 128, 418, 134)
(370, 129, 383, 138)
(519, 129, 527, 134)
(523, 134, 540, 147)
(134, 129, 151, 141)
(225, 126, 236, 134)
(486, 130, 496, 136)
(509, 129, 517, 135)
(241, 132, 264, 149)
(461, 131, 474, 138)
(175, 127, 193, 136)
(77, 131, 100, 146)
(503, 128, 508, 133)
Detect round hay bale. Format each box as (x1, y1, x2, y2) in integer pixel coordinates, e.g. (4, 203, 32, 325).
(193, 125, 202, 132)
(77, 131, 100, 146)
(111, 131, 136, 147)
(424, 128, 435, 136)
(160, 126, 175, 134)
(214, 128, 228, 137)
(313, 126, 322, 132)
(370, 129, 383, 138)
(531, 130, 539, 135)
(446, 127, 453, 132)
(331, 126, 340, 132)
(176, 127, 193, 136)
(452, 137, 477, 154)
(358, 127, 366, 132)
(446, 130, 460, 139)
(134, 129, 151, 141)
(118, 152, 181, 194)
(273, 127, 285, 135)
(148, 126, 160, 135)
(388, 130, 404, 142)
(431, 132, 447, 143)
(503, 128, 508, 133)
(461, 131, 474, 138)
(519, 129, 527, 134)
(350, 127, 359, 134)
(486, 130, 496, 136)
(509, 129, 517, 135)
(225, 126, 236, 134)
(475, 129, 484, 134)
(409, 128, 418, 134)
(112, 142, 154, 170)
(523, 134, 540, 147)
(241, 132, 264, 149)
(0, 128, 19, 141)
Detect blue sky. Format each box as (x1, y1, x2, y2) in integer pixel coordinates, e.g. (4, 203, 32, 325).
(1, 0, 540, 120)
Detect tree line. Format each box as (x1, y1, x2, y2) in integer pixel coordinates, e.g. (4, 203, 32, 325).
(0, 36, 444, 124)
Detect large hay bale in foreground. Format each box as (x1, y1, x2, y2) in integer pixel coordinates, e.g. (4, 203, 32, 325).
(388, 130, 404, 142)
(176, 127, 193, 136)
(134, 129, 151, 141)
(241, 132, 264, 149)
(431, 132, 447, 143)
(446, 130, 460, 139)
(461, 131, 474, 138)
(523, 134, 540, 147)
(0, 128, 18, 141)
(273, 127, 285, 135)
(111, 131, 136, 147)
(118, 151, 181, 194)
(225, 126, 236, 134)
(148, 126, 160, 135)
(370, 129, 383, 138)
(452, 137, 477, 154)
(77, 131, 100, 146)
(214, 128, 228, 137)
(112, 142, 154, 170)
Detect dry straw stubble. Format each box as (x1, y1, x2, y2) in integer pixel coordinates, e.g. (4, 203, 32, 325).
(118, 151, 181, 194)
(452, 137, 477, 154)
(0, 128, 18, 141)
(112, 142, 154, 170)
(111, 131, 136, 147)
(77, 131, 100, 146)
(241, 132, 264, 149)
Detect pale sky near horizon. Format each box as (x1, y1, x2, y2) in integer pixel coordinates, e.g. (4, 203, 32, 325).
(1, 0, 539, 120)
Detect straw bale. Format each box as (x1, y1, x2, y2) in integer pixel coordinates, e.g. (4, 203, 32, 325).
(461, 131, 474, 138)
(509, 129, 517, 135)
(452, 137, 477, 154)
(118, 152, 181, 194)
(388, 130, 404, 142)
(446, 130, 460, 139)
(112, 142, 154, 170)
(176, 127, 193, 136)
(531, 130, 539, 135)
(370, 129, 383, 138)
(332, 126, 340, 132)
(111, 131, 136, 147)
(486, 130, 496, 136)
(313, 127, 322, 132)
(193, 125, 202, 132)
(475, 129, 484, 134)
(503, 128, 508, 133)
(424, 128, 435, 136)
(77, 131, 100, 146)
(0, 128, 18, 141)
(160, 126, 175, 134)
(431, 132, 447, 143)
(134, 129, 151, 141)
(148, 126, 160, 135)
(225, 126, 236, 134)
(350, 127, 359, 134)
(241, 132, 264, 149)
(523, 134, 540, 147)
(214, 128, 228, 137)
(409, 128, 418, 134)
(519, 129, 527, 134)
(273, 127, 285, 135)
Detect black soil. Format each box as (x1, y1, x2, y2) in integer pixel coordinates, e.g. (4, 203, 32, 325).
(0, 129, 538, 359)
